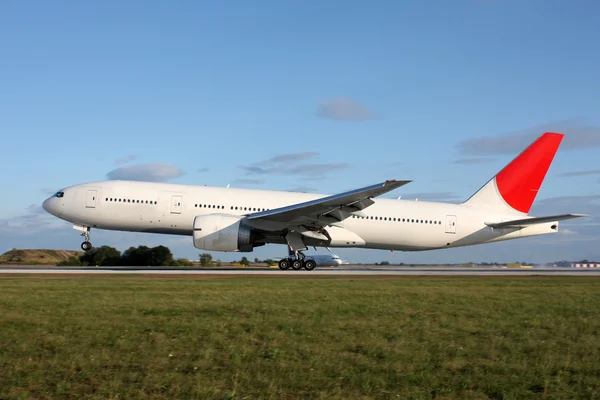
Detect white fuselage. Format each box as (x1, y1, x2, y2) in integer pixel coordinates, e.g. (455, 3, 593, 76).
(42, 180, 559, 252)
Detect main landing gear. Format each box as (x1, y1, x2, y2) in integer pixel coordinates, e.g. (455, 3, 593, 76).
(278, 251, 317, 271)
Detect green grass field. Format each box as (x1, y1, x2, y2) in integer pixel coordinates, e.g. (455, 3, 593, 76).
(1, 275, 600, 399)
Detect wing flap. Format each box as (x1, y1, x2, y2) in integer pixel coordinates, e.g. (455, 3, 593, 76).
(485, 213, 589, 228)
(247, 180, 410, 224)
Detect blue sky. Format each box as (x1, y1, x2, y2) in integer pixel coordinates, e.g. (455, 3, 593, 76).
(1, 0, 599, 263)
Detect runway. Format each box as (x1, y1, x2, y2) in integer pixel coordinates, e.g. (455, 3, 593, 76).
(1, 266, 600, 276)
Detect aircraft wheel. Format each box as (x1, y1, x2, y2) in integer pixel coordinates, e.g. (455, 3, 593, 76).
(291, 259, 304, 270)
(81, 241, 93, 251)
(278, 258, 290, 270)
(304, 259, 317, 271)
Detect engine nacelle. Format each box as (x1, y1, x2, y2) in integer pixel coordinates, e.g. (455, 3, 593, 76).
(193, 214, 255, 252)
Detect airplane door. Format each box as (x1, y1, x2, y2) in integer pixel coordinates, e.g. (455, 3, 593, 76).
(445, 215, 456, 234)
(85, 190, 97, 208)
(170, 195, 183, 214)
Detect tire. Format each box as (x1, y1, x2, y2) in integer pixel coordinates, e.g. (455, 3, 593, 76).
(304, 260, 316, 271)
(278, 259, 290, 270)
(81, 241, 92, 251)
(291, 259, 304, 270)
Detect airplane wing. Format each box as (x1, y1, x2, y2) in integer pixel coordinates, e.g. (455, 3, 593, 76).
(485, 213, 589, 229)
(247, 180, 410, 225)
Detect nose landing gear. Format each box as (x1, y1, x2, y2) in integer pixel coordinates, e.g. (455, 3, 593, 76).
(76, 225, 93, 251)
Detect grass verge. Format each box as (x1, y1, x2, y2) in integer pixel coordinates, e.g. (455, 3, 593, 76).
(1, 276, 599, 399)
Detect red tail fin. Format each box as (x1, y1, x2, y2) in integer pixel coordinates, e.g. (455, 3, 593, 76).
(463, 132, 564, 214)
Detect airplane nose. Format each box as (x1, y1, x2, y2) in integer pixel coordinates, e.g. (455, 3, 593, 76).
(42, 198, 51, 213)
(43, 197, 59, 216)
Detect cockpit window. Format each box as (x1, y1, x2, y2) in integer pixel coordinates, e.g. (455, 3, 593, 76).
(53, 191, 64, 198)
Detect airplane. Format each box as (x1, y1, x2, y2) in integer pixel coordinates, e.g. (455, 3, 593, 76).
(304, 254, 345, 267)
(273, 253, 346, 267)
(42, 132, 588, 271)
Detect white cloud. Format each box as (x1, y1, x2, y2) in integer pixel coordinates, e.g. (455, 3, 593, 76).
(456, 119, 600, 156)
(558, 169, 600, 177)
(286, 186, 316, 193)
(239, 152, 351, 180)
(559, 229, 578, 235)
(255, 152, 318, 166)
(0, 204, 68, 235)
(316, 97, 380, 121)
(106, 163, 185, 182)
(233, 178, 265, 185)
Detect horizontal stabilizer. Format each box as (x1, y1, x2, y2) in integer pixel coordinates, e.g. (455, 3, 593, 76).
(485, 214, 589, 229)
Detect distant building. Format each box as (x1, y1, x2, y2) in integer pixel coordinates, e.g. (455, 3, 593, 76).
(571, 263, 600, 268)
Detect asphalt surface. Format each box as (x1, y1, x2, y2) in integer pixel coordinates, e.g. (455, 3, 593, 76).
(1, 266, 600, 276)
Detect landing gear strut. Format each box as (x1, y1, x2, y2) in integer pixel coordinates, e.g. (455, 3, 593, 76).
(278, 232, 318, 271)
(80, 227, 92, 251)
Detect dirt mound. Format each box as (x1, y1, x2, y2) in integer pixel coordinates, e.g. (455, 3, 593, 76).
(0, 249, 84, 265)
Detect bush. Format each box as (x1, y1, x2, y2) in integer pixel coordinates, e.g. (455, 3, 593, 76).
(199, 253, 213, 267)
(173, 258, 193, 267)
(57, 256, 82, 266)
(121, 245, 174, 266)
(80, 246, 122, 266)
(61, 245, 179, 267)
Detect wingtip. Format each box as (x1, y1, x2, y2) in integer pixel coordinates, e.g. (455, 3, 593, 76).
(385, 179, 412, 186)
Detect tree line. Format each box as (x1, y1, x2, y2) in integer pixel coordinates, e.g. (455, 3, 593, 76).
(58, 245, 193, 267)
(198, 253, 276, 267)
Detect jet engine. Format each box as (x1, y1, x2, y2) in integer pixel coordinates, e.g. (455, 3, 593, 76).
(193, 214, 256, 252)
